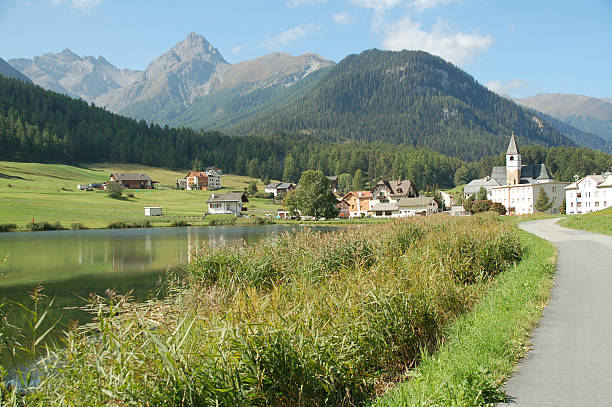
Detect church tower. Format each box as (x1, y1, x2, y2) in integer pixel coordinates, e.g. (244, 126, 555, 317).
(506, 134, 521, 185)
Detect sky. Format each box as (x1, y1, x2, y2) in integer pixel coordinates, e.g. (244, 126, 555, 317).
(1, 0, 611, 99)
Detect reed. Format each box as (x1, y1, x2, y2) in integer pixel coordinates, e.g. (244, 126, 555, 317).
(21, 213, 523, 406)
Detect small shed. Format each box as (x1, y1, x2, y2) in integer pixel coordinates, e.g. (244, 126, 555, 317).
(144, 207, 163, 216)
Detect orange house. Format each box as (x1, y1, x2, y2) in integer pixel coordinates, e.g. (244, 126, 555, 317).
(342, 191, 372, 218)
(186, 171, 209, 190)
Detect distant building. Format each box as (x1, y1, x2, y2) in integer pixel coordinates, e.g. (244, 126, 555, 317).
(397, 196, 438, 217)
(565, 172, 612, 214)
(186, 171, 208, 190)
(450, 205, 470, 217)
(342, 190, 372, 218)
(327, 176, 338, 193)
(205, 169, 221, 189)
(370, 179, 418, 206)
(144, 207, 163, 216)
(487, 135, 568, 215)
(265, 182, 295, 197)
(110, 173, 152, 189)
(206, 192, 248, 216)
(336, 197, 349, 218)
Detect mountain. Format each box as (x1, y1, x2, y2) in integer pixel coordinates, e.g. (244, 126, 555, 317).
(0, 57, 32, 83)
(516, 94, 612, 143)
(8, 33, 334, 126)
(9, 49, 142, 101)
(226, 49, 575, 161)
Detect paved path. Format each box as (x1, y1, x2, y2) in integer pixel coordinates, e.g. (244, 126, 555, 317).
(501, 218, 612, 406)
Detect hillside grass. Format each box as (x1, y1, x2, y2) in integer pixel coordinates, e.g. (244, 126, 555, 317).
(558, 207, 612, 235)
(374, 230, 556, 406)
(0, 161, 279, 229)
(21, 214, 524, 405)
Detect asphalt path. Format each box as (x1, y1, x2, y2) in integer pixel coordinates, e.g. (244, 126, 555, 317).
(501, 218, 612, 406)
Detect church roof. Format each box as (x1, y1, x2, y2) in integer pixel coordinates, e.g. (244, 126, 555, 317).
(506, 134, 519, 155)
(491, 164, 552, 185)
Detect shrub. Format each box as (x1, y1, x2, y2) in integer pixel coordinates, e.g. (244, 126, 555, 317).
(70, 223, 88, 230)
(254, 191, 274, 199)
(25, 221, 65, 231)
(170, 220, 190, 227)
(0, 223, 17, 232)
(106, 182, 123, 199)
(107, 220, 151, 229)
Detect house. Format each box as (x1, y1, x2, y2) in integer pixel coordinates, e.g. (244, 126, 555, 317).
(110, 173, 152, 189)
(342, 190, 372, 218)
(265, 182, 295, 197)
(450, 205, 470, 217)
(565, 171, 612, 214)
(336, 197, 349, 218)
(206, 192, 249, 216)
(396, 197, 439, 217)
(186, 171, 208, 190)
(327, 176, 338, 193)
(486, 135, 568, 215)
(205, 169, 221, 189)
(463, 176, 499, 199)
(370, 179, 418, 206)
(439, 191, 454, 210)
(369, 202, 398, 218)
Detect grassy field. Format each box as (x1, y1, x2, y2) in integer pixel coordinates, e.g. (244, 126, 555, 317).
(558, 207, 612, 235)
(0, 161, 280, 229)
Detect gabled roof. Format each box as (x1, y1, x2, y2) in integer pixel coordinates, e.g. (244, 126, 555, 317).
(490, 164, 552, 186)
(342, 190, 372, 200)
(396, 197, 437, 209)
(506, 134, 520, 155)
(372, 180, 416, 196)
(370, 202, 398, 212)
(206, 192, 249, 203)
(266, 182, 282, 188)
(187, 171, 208, 178)
(111, 173, 151, 181)
(566, 174, 612, 190)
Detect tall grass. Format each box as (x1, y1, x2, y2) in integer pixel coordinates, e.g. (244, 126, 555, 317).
(23, 213, 522, 406)
(107, 220, 151, 229)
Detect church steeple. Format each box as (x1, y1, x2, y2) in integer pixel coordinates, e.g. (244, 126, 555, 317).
(506, 133, 521, 185)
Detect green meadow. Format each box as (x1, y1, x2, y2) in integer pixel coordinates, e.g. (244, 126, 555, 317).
(0, 162, 280, 229)
(558, 207, 612, 235)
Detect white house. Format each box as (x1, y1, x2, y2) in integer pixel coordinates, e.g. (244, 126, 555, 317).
(488, 135, 568, 215)
(206, 192, 248, 216)
(370, 179, 418, 206)
(565, 172, 612, 214)
(144, 207, 163, 216)
(265, 182, 295, 197)
(397, 197, 439, 217)
(205, 169, 222, 189)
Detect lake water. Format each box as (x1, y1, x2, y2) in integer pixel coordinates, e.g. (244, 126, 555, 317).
(0, 225, 329, 367)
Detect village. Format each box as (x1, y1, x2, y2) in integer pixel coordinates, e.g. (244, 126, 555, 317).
(87, 135, 612, 222)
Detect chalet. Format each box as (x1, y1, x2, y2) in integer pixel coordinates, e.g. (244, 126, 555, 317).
(265, 182, 295, 197)
(369, 202, 398, 218)
(206, 192, 249, 216)
(110, 173, 152, 189)
(186, 171, 208, 190)
(342, 190, 372, 218)
(565, 171, 612, 214)
(370, 179, 418, 206)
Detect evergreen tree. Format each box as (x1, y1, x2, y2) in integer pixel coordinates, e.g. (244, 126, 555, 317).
(477, 186, 488, 200)
(282, 154, 298, 183)
(352, 169, 366, 190)
(535, 189, 553, 212)
(337, 173, 353, 195)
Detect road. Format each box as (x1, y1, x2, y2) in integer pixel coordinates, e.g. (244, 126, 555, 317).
(501, 218, 612, 406)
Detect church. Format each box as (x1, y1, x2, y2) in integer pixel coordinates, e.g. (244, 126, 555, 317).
(465, 135, 568, 215)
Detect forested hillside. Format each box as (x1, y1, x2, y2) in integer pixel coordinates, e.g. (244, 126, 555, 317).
(228, 49, 575, 161)
(1, 75, 610, 190)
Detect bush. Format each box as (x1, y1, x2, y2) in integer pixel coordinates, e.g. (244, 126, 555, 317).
(25, 221, 65, 231)
(0, 223, 17, 232)
(107, 220, 151, 229)
(70, 223, 88, 230)
(254, 191, 274, 199)
(106, 182, 124, 199)
(126, 192, 135, 198)
(170, 220, 190, 227)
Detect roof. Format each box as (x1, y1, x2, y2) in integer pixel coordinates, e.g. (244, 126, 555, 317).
(327, 176, 338, 181)
(206, 192, 249, 203)
(370, 202, 398, 212)
(373, 179, 416, 196)
(490, 164, 552, 185)
(342, 190, 372, 200)
(187, 171, 208, 178)
(464, 177, 501, 195)
(396, 197, 437, 209)
(266, 182, 282, 188)
(266, 182, 293, 189)
(506, 134, 520, 155)
(566, 173, 612, 190)
(111, 172, 151, 181)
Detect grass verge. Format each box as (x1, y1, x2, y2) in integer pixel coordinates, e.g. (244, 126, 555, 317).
(373, 230, 555, 406)
(558, 207, 612, 236)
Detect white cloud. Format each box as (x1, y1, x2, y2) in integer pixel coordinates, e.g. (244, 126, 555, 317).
(332, 12, 354, 26)
(410, 0, 458, 12)
(231, 45, 245, 54)
(381, 16, 493, 65)
(285, 0, 327, 5)
(485, 79, 532, 97)
(350, 0, 403, 11)
(52, 0, 101, 13)
(262, 23, 322, 48)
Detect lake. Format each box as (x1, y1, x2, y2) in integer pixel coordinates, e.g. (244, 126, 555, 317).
(0, 224, 330, 367)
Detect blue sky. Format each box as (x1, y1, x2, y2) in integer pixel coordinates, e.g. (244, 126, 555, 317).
(1, 0, 611, 98)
